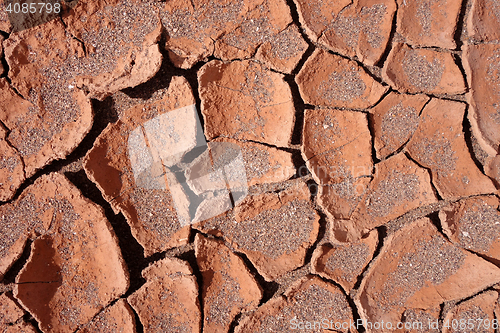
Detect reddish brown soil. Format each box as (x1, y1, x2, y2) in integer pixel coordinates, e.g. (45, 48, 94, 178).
(1, 0, 500, 332)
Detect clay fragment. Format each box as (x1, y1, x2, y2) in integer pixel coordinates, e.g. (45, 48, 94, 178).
(468, 0, 500, 42)
(10, 173, 129, 333)
(1, 0, 163, 179)
(356, 218, 500, 332)
(0, 124, 25, 202)
(311, 229, 378, 292)
(332, 153, 437, 242)
(302, 108, 373, 185)
(195, 235, 262, 333)
(440, 196, 500, 265)
(235, 276, 356, 332)
(296, 49, 387, 109)
(383, 43, 466, 95)
(406, 98, 496, 199)
(0, 35, 4, 76)
(255, 24, 308, 74)
(369, 92, 429, 159)
(128, 257, 201, 333)
(195, 181, 320, 281)
(0, 293, 24, 325)
(442, 291, 498, 333)
(199, 60, 295, 147)
(463, 43, 500, 184)
(76, 299, 136, 333)
(1, 29, 93, 179)
(84, 77, 196, 255)
(396, 0, 462, 48)
(62, 0, 163, 100)
(293, 0, 396, 65)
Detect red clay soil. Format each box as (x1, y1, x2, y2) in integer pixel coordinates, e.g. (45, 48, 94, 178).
(0, 0, 500, 332)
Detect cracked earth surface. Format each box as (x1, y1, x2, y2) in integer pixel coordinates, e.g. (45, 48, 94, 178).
(1, 0, 500, 332)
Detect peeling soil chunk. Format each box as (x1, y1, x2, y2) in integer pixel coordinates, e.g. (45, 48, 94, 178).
(2, 0, 163, 178)
(356, 217, 500, 333)
(0, 123, 25, 202)
(128, 257, 201, 333)
(396, 0, 462, 48)
(464, 44, 500, 161)
(442, 291, 498, 333)
(369, 92, 429, 159)
(294, 0, 396, 65)
(302, 108, 373, 185)
(468, 0, 500, 42)
(195, 181, 320, 281)
(440, 196, 500, 265)
(76, 299, 136, 333)
(296, 49, 387, 109)
(84, 77, 196, 255)
(254, 24, 308, 74)
(199, 60, 295, 147)
(235, 276, 355, 332)
(407, 98, 496, 199)
(0, 35, 93, 179)
(332, 153, 437, 242)
(312, 229, 378, 292)
(12, 173, 129, 333)
(195, 234, 262, 333)
(383, 43, 466, 95)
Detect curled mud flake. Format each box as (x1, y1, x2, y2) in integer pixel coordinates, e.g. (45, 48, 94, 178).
(195, 235, 262, 333)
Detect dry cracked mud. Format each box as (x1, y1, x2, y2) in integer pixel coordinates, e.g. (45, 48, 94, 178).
(1, 0, 500, 332)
